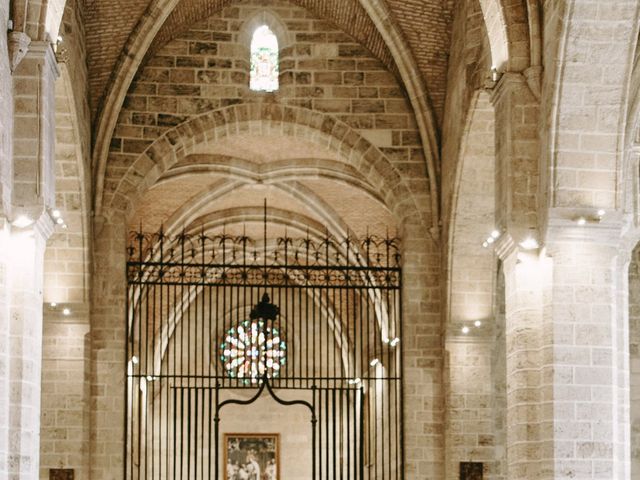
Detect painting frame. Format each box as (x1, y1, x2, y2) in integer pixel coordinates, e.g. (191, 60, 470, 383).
(224, 433, 280, 480)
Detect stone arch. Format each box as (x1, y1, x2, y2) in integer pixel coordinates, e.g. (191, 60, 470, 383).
(44, 64, 91, 304)
(104, 103, 425, 228)
(447, 90, 496, 326)
(91, 0, 441, 233)
(237, 9, 293, 51)
(477, 0, 532, 72)
(151, 168, 388, 238)
(545, 0, 640, 211)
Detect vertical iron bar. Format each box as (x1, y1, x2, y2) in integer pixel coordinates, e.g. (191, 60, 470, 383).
(312, 385, 317, 480)
(214, 384, 220, 480)
(359, 387, 364, 480)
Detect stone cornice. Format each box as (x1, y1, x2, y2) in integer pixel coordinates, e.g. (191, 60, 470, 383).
(545, 207, 627, 248)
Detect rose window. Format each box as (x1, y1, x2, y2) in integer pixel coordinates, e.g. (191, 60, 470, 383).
(220, 319, 286, 384)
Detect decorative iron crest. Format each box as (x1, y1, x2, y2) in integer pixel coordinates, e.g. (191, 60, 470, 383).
(126, 229, 401, 288)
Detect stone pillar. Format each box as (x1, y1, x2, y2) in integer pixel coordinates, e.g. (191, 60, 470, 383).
(12, 41, 58, 215)
(444, 331, 505, 479)
(489, 66, 543, 480)
(539, 215, 630, 479)
(1, 38, 59, 480)
(90, 217, 127, 480)
(496, 239, 548, 479)
(0, 219, 10, 478)
(401, 220, 443, 479)
(489, 72, 539, 241)
(7, 215, 54, 478)
(39, 303, 91, 480)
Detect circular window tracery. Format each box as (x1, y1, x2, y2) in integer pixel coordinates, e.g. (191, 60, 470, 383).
(220, 319, 287, 384)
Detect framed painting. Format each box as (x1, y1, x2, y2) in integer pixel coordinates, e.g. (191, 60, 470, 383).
(460, 462, 483, 480)
(224, 433, 279, 480)
(49, 470, 74, 480)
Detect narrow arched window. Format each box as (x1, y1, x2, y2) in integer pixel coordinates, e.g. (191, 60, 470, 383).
(250, 25, 279, 92)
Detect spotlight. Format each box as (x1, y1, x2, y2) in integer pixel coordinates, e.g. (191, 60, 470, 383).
(597, 209, 606, 217)
(56, 217, 64, 225)
(370, 358, 380, 367)
(491, 230, 500, 239)
(12, 215, 33, 228)
(50, 302, 57, 307)
(487, 237, 495, 244)
(482, 241, 489, 248)
(461, 326, 470, 334)
(52, 210, 61, 219)
(474, 320, 482, 327)
(577, 217, 586, 226)
(62, 308, 71, 316)
(519, 237, 539, 250)
(146, 375, 153, 382)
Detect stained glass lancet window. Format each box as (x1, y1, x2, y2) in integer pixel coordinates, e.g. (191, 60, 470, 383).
(250, 25, 279, 92)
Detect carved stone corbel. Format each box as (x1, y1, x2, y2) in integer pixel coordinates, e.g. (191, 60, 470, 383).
(8, 30, 31, 72)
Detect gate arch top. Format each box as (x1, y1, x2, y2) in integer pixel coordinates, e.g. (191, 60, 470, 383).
(106, 103, 426, 228)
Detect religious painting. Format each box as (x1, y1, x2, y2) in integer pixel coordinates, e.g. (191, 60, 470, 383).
(224, 433, 279, 480)
(460, 462, 483, 480)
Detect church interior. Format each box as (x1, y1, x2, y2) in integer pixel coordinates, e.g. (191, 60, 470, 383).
(2, 0, 640, 478)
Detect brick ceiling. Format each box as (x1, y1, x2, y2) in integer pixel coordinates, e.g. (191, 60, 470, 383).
(86, 0, 455, 123)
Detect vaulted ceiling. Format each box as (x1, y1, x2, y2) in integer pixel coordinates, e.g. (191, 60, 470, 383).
(85, 0, 455, 124)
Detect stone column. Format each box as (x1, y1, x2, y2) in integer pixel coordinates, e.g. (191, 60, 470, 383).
(0, 219, 10, 478)
(401, 220, 443, 479)
(39, 303, 91, 479)
(539, 215, 630, 479)
(444, 330, 505, 479)
(2, 39, 59, 480)
(7, 215, 55, 478)
(489, 72, 539, 241)
(495, 238, 548, 480)
(490, 68, 543, 480)
(12, 41, 58, 214)
(90, 217, 127, 480)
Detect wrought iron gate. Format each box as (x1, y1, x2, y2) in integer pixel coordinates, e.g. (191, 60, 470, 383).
(125, 221, 403, 479)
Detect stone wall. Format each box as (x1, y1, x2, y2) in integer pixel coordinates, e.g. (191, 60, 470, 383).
(39, 315, 90, 480)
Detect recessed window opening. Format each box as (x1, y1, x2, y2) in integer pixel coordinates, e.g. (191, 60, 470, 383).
(250, 25, 279, 92)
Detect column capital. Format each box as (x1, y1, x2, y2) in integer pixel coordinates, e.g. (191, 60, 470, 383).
(21, 40, 60, 79)
(488, 72, 530, 107)
(544, 207, 627, 250)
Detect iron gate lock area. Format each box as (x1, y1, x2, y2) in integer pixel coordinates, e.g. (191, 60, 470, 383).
(125, 209, 403, 479)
